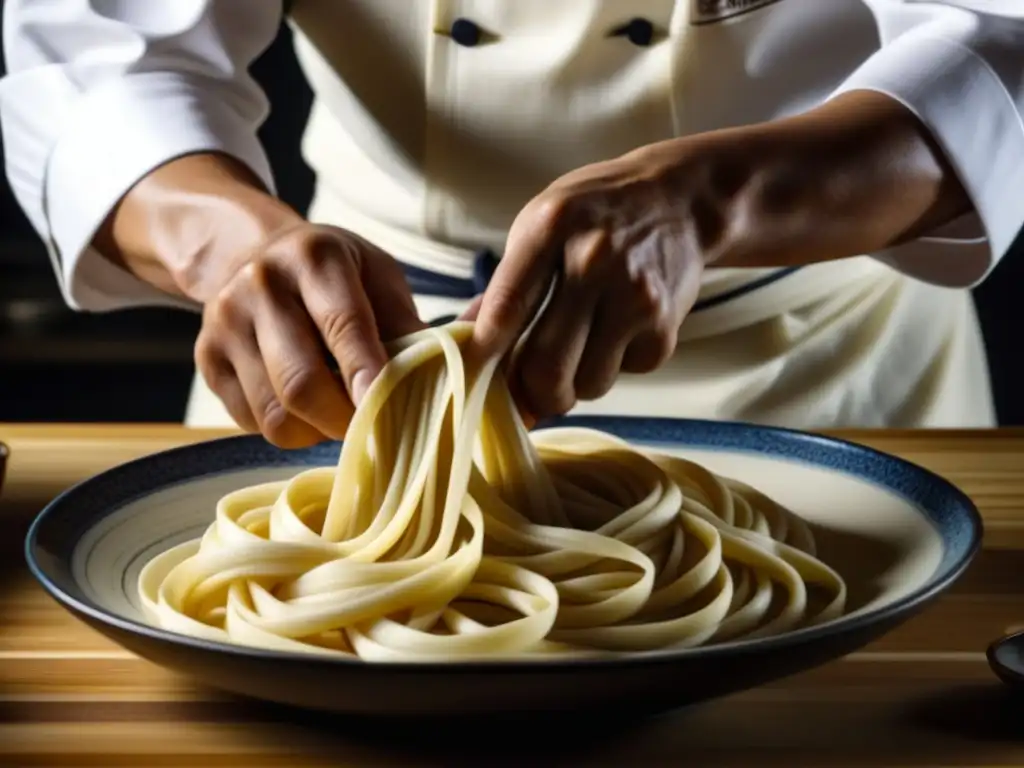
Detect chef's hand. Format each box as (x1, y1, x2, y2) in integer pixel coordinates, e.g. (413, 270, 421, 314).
(194, 224, 424, 448)
(469, 91, 976, 422)
(469, 145, 710, 421)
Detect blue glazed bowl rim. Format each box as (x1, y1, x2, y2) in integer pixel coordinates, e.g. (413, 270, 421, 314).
(25, 416, 983, 672)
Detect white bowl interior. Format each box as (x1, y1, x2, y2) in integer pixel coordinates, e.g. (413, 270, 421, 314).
(72, 444, 944, 632)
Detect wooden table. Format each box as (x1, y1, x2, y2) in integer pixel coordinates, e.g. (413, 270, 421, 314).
(1, 424, 1022, 767)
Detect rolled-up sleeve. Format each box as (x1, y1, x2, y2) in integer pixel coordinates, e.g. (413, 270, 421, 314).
(834, 1, 1024, 288)
(0, 0, 282, 310)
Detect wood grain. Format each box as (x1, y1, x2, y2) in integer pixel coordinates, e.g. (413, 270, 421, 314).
(1, 424, 1022, 767)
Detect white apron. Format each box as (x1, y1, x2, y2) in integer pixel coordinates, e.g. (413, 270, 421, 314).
(185, 0, 995, 430)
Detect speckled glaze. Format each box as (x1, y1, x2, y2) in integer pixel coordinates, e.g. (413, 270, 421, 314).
(25, 417, 983, 719)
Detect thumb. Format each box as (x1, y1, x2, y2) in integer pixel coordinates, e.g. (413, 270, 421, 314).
(472, 218, 559, 357)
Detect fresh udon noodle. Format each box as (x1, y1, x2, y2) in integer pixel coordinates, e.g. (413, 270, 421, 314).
(139, 322, 846, 660)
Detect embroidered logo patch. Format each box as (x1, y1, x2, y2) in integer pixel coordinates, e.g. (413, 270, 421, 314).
(691, 0, 785, 25)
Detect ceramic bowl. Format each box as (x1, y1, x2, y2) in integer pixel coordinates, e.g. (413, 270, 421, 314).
(25, 417, 982, 719)
(987, 630, 1024, 688)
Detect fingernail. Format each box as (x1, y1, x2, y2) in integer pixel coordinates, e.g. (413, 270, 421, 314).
(351, 369, 373, 405)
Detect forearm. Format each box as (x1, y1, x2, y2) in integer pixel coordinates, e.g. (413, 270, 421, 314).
(0, 0, 284, 312)
(94, 153, 303, 303)
(650, 90, 972, 269)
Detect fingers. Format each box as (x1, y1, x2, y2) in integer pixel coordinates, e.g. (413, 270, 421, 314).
(513, 274, 596, 418)
(573, 303, 637, 401)
(505, 222, 687, 415)
(622, 329, 677, 374)
(619, 261, 695, 374)
(355, 238, 427, 341)
(196, 294, 327, 449)
(291, 232, 391, 404)
(229, 336, 327, 448)
(512, 229, 608, 419)
(251, 266, 354, 439)
(194, 347, 258, 433)
(472, 199, 564, 355)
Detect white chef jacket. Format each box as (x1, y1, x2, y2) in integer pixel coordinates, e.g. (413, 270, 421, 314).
(3, 0, 1023, 429)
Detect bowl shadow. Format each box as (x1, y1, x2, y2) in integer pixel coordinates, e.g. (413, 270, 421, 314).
(215, 691, 673, 765)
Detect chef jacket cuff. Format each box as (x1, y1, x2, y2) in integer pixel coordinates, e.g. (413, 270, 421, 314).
(36, 70, 274, 312)
(833, 25, 1024, 288)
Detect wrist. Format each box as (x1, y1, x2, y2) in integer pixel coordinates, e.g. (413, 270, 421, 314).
(95, 153, 304, 302)
(643, 90, 969, 269)
(173, 186, 303, 302)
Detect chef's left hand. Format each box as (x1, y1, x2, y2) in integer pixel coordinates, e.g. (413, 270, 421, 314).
(468, 145, 711, 421)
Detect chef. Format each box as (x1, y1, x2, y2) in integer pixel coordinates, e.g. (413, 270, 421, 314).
(2, 1, 1023, 447)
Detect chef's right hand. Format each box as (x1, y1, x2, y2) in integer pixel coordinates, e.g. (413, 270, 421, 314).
(193, 224, 424, 448)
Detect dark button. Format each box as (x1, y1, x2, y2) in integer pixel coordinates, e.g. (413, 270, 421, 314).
(610, 18, 656, 47)
(450, 18, 482, 47)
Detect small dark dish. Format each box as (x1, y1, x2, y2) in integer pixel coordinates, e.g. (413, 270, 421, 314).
(987, 631, 1024, 688)
(25, 417, 983, 718)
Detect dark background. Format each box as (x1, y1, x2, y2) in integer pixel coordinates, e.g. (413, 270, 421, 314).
(0, 23, 1019, 424)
